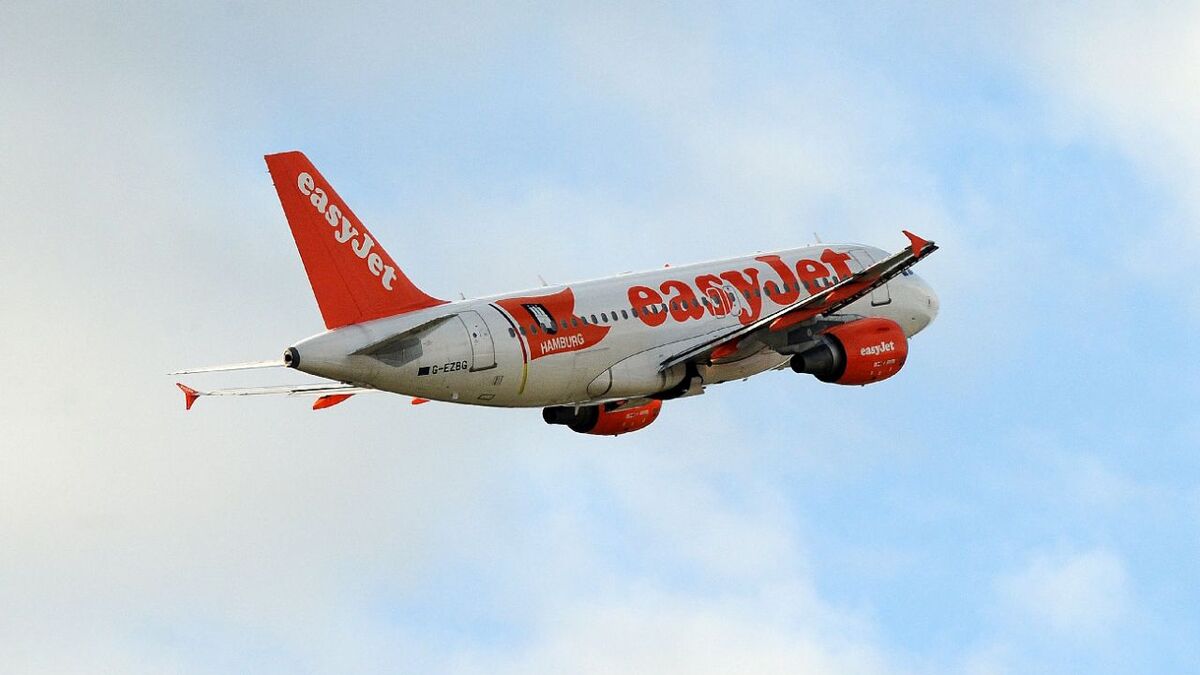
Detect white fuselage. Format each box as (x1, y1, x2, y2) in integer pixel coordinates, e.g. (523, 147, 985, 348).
(289, 243, 939, 407)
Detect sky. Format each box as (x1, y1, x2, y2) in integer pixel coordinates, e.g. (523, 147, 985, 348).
(2, 1, 1199, 673)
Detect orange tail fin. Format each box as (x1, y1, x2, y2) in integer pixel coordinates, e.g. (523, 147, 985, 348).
(264, 151, 446, 329)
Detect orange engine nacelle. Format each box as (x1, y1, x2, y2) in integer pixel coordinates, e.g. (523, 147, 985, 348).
(790, 317, 908, 385)
(542, 400, 663, 436)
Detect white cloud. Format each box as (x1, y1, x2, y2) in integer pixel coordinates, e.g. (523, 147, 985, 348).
(998, 548, 1130, 639)
(457, 588, 898, 675)
(1005, 3, 1200, 303)
(559, 5, 948, 249)
(1017, 4, 1200, 186)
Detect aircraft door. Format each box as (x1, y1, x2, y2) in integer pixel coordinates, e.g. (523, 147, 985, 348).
(849, 249, 891, 306)
(459, 310, 497, 371)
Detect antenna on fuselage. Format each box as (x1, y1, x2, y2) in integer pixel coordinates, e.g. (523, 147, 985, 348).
(813, 232, 822, 244)
(537, 274, 549, 287)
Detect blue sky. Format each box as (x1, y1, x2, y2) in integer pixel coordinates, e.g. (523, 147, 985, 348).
(2, 2, 1198, 673)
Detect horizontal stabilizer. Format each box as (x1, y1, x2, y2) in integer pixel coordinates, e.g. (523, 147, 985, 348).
(169, 359, 285, 375)
(175, 381, 374, 410)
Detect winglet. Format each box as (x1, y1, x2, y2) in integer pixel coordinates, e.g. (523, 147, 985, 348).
(902, 230, 932, 257)
(177, 383, 201, 411)
(313, 393, 354, 410)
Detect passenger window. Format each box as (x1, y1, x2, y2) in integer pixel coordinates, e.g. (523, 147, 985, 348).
(629, 307, 638, 317)
(561, 320, 569, 329)
(754, 289, 761, 298)
(572, 317, 579, 327)
(670, 302, 678, 312)
(601, 313, 609, 322)
(591, 314, 598, 323)
(611, 309, 619, 320)
(519, 326, 527, 336)
(508, 327, 516, 338)
(530, 324, 539, 335)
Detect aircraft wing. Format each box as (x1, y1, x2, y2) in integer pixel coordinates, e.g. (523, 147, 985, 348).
(175, 381, 376, 411)
(659, 230, 937, 371)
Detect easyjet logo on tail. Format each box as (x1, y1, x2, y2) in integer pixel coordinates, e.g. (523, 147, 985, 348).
(296, 172, 397, 291)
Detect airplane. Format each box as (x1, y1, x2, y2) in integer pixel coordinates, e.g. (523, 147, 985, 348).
(174, 151, 939, 436)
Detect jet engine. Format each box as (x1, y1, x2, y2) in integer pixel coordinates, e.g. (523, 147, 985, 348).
(790, 317, 908, 385)
(542, 400, 663, 436)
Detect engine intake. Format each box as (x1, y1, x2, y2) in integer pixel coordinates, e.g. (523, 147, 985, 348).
(790, 317, 908, 385)
(543, 400, 663, 436)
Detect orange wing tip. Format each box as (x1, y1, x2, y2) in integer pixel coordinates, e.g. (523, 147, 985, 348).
(176, 383, 201, 411)
(410, 397, 430, 405)
(902, 230, 932, 256)
(313, 394, 354, 410)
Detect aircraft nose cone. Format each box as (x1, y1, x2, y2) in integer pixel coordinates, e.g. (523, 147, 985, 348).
(906, 276, 938, 335)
